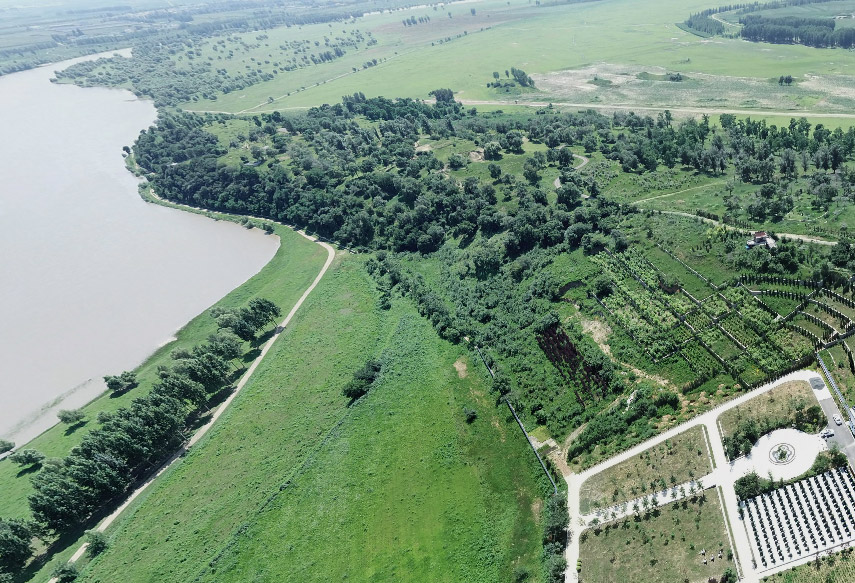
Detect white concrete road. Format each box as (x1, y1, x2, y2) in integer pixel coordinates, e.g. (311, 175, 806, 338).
(564, 370, 836, 583)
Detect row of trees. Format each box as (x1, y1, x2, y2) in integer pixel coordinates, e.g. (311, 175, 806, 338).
(740, 15, 855, 48)
(0, 298, 280, 576)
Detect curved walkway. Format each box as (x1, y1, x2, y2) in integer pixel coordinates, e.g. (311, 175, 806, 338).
(48, 226, 335, 580)
(553, 154, 591, 188)
(651, 209, 837, 246)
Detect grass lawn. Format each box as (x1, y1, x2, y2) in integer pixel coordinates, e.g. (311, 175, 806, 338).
(579, 426, 713, 514)
(717, 380, 816, 439)
(178, 0, 855, 115)
(76, 256, 545, 583)
(579, 492, 735, 583)
(0, 225, 325, 523)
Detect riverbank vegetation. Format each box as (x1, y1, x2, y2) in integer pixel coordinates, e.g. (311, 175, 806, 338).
(0, 226, 326, 579)
(74, 258, 548, 583)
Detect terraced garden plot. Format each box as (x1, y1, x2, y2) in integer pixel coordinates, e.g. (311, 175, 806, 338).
(720, 314, 761, 348)
(818, 295, 855, 324)
(701, 328, 743, 361)
(735, 297, 777, 333)
(664, 289, 697, 316)
(682, 341, 722, 379)
(770, 328, 816, 361)
(686, 308, 713, 332)
(702, 296, 731, 320)
(747, 344, 788, 375)
(760, 294, 803, 317)
(792, 313, 833, 342)
(805, 302, 848, 334)
(733, 354, 767, 386)
(644, 245, 715, 300)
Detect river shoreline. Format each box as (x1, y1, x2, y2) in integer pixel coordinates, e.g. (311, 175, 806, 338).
(0, 50, 279, 446)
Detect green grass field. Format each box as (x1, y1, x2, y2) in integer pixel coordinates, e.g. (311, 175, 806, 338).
(579, 426, 712, 514)
(75, 255, 546, 583)
(580, 492, 734, 583)
(717, 380, 816, 439)
(176, 0, 855, 118)
(0, 225, 325, 523)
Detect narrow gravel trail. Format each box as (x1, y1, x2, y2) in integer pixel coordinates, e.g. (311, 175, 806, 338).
(47, 225, 335, 581)
(553, 154, 590, 188)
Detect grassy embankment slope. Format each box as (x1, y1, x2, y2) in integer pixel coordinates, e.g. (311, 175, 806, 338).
(76, 254, 546, 583)
(0, 225, 325, 522)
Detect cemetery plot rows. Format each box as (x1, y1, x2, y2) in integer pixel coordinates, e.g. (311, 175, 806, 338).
(589, 249, 815, 390)
(744, 468, 855, 571)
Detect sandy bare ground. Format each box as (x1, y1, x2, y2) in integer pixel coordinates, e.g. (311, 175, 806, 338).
(456, 98, 855, 121)
(47, 207, 336, 581)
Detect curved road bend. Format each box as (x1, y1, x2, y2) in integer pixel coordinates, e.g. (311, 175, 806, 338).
(49, 230, 335, 580)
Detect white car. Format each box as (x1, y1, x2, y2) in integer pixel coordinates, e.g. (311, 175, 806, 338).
(834, 414, 843, 426)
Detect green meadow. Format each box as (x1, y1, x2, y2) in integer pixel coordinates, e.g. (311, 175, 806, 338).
(180, 0, 855, 116)
(77, 255, 546, 583)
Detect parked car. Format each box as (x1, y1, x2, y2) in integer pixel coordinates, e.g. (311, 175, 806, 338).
(834, 414, 843, 426)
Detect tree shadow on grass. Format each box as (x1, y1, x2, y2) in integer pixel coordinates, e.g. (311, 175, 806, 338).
(15, 508, 107, 583)
(242, 348, 261, 364)
(64, 420, 88, 436)
(16, 462, 42, 478)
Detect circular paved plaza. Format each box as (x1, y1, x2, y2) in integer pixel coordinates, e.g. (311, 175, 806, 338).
(733, 428, 826, 481)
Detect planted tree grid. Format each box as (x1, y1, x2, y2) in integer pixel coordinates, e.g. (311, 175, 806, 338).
(744, 468, 855, 571)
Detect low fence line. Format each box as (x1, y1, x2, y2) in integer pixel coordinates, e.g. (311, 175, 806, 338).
(816, 352, 855, 432)
(474, 345, 558, 495)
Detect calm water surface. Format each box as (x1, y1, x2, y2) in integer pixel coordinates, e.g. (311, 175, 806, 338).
(0, 53, 280, 444)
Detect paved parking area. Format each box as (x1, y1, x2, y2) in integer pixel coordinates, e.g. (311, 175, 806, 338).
(810, 376, 855, 469)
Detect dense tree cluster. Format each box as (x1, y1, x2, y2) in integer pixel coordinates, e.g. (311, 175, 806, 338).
(103, 371, 138, 395)
(683, 11, 725, 36)
(740, 14, 855, 48)
(341, 359, 383, 401)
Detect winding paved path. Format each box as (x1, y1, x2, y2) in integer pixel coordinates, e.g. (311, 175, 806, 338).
(47, 224, 335, 581)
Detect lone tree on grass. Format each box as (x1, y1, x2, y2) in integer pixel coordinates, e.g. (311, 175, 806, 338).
(9, 449, 44, 467)
(52, 562, 79, 583)
(57, 409, 85, 426)
(342, 359, 382, 402)
(103, 371, 137, 395)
